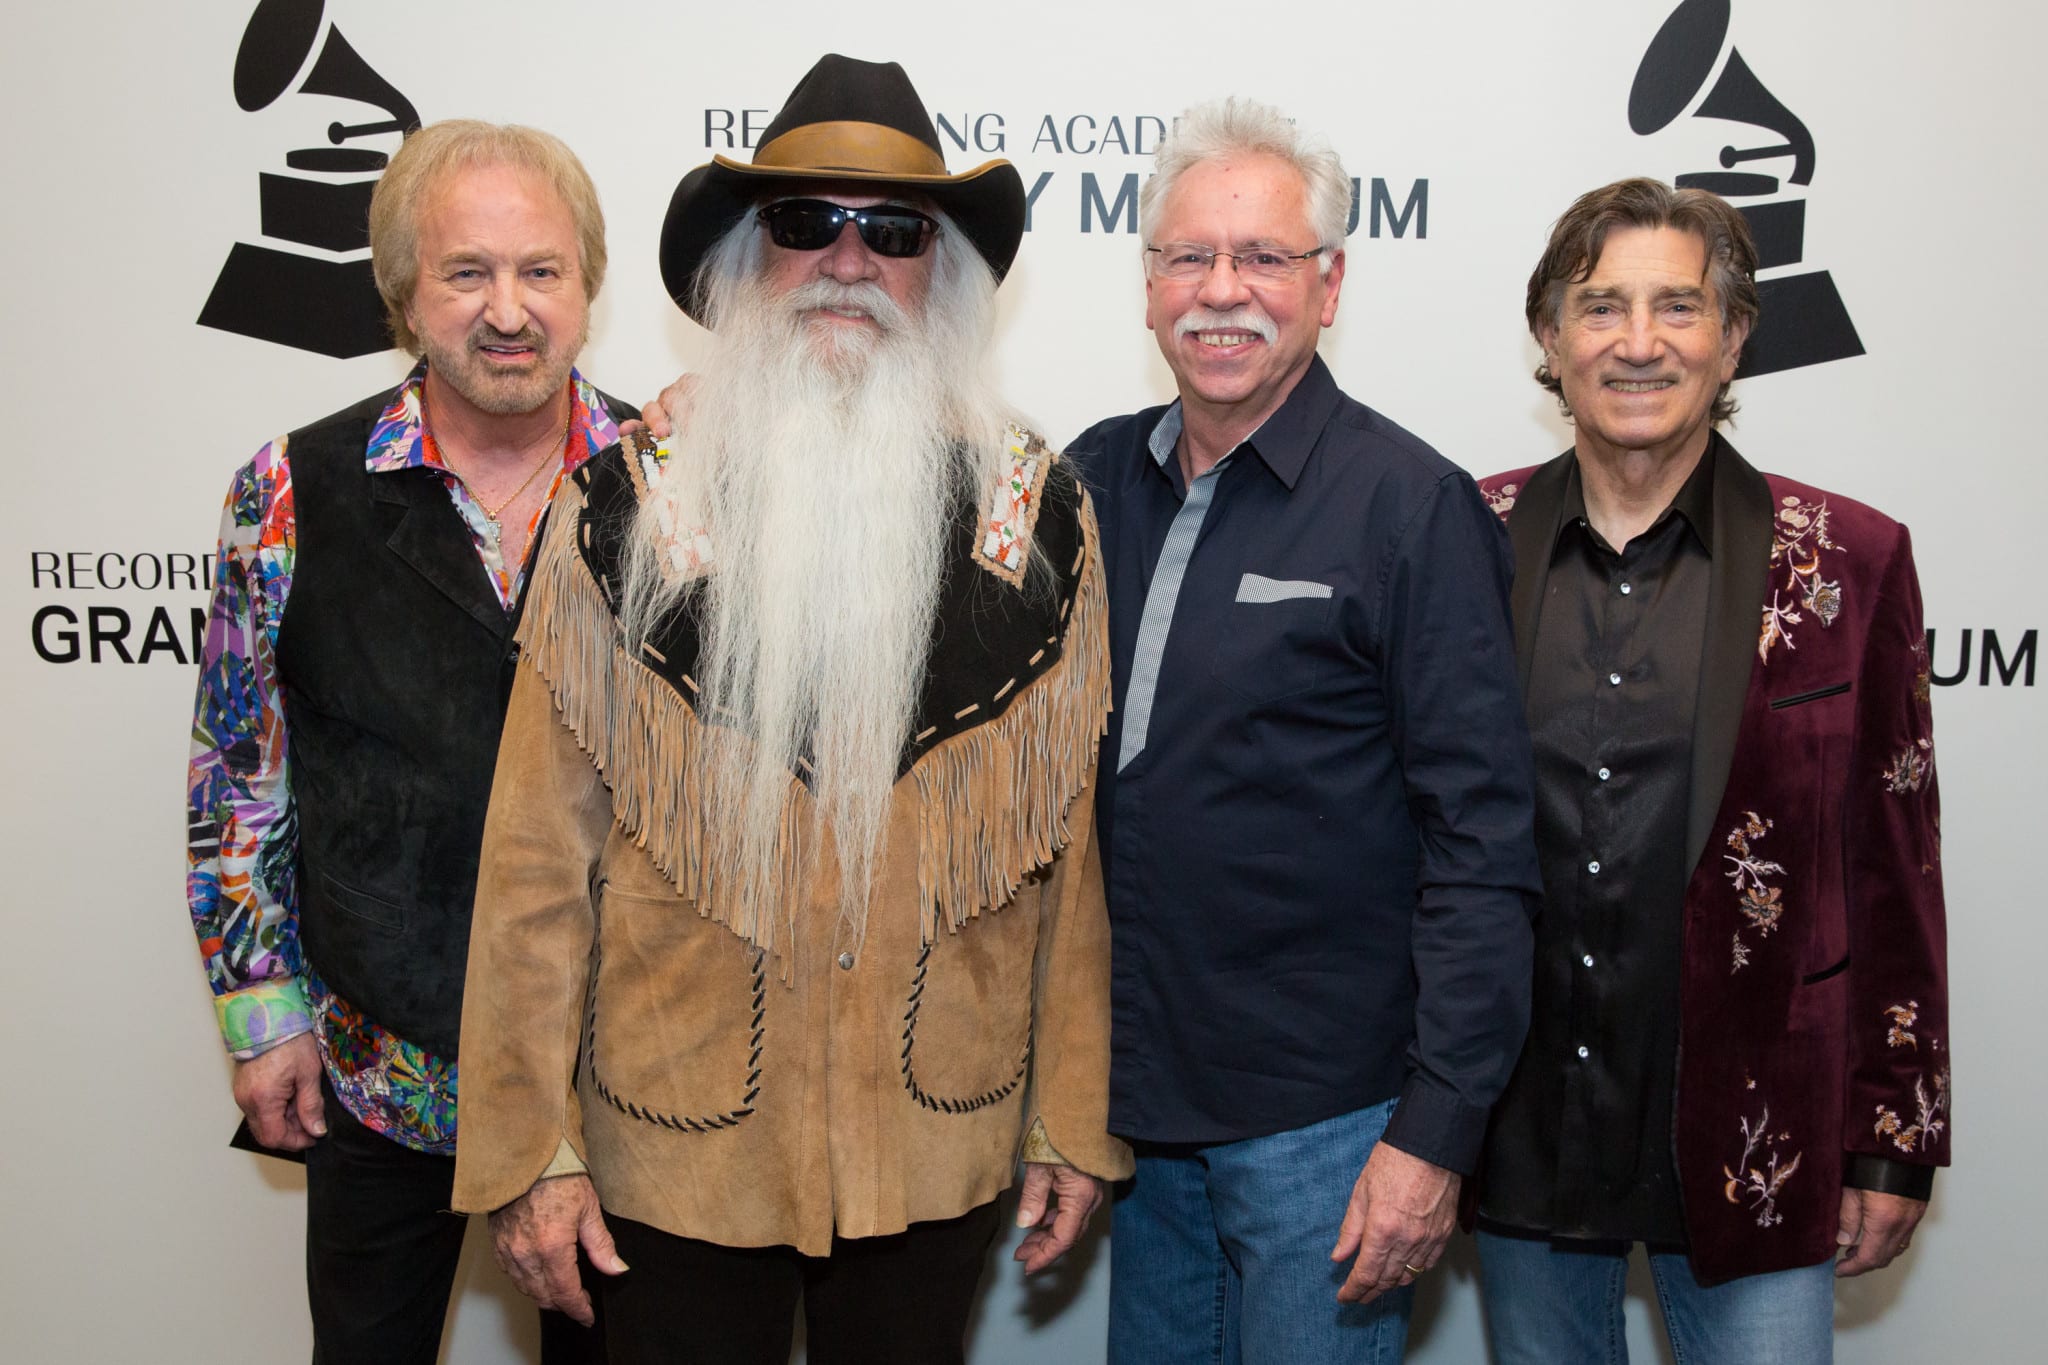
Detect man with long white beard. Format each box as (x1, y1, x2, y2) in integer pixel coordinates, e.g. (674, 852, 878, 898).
(450, 56, 1130, 1365)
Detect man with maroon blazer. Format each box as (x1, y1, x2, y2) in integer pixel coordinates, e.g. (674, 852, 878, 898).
(1472, 178, 1949, 1363)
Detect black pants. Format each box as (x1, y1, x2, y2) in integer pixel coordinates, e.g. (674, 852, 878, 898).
(304, 1082, 605, 1365)
(601, 1201, 1002, 1365)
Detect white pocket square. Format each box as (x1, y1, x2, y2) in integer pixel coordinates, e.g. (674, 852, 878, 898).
(1235, 573, 1333, 603)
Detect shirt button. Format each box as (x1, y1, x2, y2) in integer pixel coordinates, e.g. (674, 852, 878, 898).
(1588, 860, 1602, 875)
(1619, 582, 1633, 595)
(1608, 672, 1622, 686)
(1582, 953, 1596, 968)
(837, 952, 855, 971)
(1597, 767, 1612, 781)
(1576, 1044, 1591, 1060)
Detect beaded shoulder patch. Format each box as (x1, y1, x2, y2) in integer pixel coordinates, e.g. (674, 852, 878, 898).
(973, 426, 1056, 587)
(618, 429, 713, 584)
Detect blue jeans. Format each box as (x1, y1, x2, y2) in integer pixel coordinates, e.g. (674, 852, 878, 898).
(1476, 1229, 1835, 1364)
(1109, 1100, 1411, 1365)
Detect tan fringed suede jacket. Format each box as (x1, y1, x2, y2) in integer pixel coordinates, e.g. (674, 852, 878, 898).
(451, 429, 1132, 1254)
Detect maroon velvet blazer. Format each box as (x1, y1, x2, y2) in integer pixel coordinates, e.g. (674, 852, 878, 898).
(1481, 439, 1950, 1284)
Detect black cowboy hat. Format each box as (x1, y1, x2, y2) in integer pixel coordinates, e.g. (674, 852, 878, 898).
(658, 54, 1026, 325)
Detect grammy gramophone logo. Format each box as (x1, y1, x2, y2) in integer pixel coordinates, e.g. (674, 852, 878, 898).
(196, 0, 419, 358)
(1631, 0, 1864, 378)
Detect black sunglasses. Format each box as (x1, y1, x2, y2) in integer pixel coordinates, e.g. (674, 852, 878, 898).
(756, 199, 939, 258)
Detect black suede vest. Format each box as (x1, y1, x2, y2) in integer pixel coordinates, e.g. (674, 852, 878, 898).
(277, 384, 625, 1057)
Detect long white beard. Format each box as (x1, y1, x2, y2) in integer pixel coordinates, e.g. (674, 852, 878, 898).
(621, 270, 1012, 948)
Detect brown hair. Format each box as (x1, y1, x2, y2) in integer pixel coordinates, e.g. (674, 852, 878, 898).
(1526, 177, 1758, 423)
(368, 120, 607, 354)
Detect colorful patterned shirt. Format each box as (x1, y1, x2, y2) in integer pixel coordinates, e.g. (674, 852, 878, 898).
(186, 361, 620, 1153)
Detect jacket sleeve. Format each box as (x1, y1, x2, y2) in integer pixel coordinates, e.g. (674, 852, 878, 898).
(1840, 524, 1950, 1187)
(1025, 771, 1134, 1182)
(451, 657, 615, 1213)
(186, 439, 313, 1057)
(1021, 494, 1133, 1183)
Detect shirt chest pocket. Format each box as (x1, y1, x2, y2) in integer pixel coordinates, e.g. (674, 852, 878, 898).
(1210, 575, 1341, 703)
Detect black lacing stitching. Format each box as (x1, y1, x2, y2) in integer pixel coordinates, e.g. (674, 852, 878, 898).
(585, 931, 765, 1132)
(899, 940, 1031, 1113)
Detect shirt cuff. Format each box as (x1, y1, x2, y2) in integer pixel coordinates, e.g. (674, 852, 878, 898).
(540, 1137, 589, 1181)
(1379, 1076, 1491, 1176)
(1843, 1153, 1935, 1202)
(216, 978, 314, 1058)
(1019, 1117, 1067, 1167)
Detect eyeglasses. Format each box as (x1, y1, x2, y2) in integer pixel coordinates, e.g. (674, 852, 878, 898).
(757, 199, 939, 258)
(1145, 242, 1325, 283)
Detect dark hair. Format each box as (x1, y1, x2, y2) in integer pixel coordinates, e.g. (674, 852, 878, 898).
(1526, 177, 1759, 424)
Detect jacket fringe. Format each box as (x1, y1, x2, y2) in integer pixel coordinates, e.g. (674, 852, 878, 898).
(515, 477, 1110, 959)
(913, 493, 1110, 938)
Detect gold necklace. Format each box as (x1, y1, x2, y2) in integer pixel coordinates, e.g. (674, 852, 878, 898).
(455, 404, 575, 548)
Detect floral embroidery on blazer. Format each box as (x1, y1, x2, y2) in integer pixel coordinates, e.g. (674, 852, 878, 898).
(1479, 448, 1949, 1286)
(1758, 494, 1846, 662)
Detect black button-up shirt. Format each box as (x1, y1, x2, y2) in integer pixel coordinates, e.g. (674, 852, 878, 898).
(1480, 449, 1714, 1244)
(1070, 358, 1541, 1171)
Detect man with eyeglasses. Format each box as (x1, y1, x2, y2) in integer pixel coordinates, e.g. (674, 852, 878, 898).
(449, 55, 1129, 1364)
(1067, 98, 1540, 1363)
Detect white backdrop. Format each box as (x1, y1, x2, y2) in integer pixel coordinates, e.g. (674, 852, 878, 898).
(2, 1, 2037, 1360)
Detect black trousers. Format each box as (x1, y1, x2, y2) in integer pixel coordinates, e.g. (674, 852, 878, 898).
(304, 1082, 605, 1365)
(601, 1200, 1002, 1365)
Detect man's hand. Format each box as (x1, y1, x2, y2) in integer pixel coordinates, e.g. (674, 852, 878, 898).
(488, 1175, 629, 1326)
(1012, 1162, 1106, 1274)
(1330, 1143, 1460, 1304)
(1836, 1187, 1927, 1277)
(632, 374, 701, 442)
(231, 1031, 325, 1150)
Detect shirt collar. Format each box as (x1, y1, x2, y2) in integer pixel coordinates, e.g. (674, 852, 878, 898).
(364, 358, 620, 474)
(1670, 434, 1719, 549)
(1146, 354, 1340, 492)
(1145, 404, 1185, 470)
(1559, 433, 1720, 556)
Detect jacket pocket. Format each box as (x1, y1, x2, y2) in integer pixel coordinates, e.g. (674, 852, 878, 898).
(899, 898, 1039, 1114)
(1789, 953, 1853, 1038)
(585, 882, 763, 1132)
(1769, 680, 1852, 710)
(1801, 952, 1851, 986)
(317, 869, 405, 930)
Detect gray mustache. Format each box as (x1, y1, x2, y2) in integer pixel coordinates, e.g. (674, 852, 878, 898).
(1172, 307, 1278, 344)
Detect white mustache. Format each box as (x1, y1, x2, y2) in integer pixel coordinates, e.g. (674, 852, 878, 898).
(782, 279, 911, 333)
(1173, 306, 1277, 344)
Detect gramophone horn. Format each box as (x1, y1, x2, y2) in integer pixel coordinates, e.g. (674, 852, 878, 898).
(232, 0, 325, 113)
(1696, 50, 1815, 186)
(300, 26, 420, 142)
(1630, 0, 1732, 135)
(229, 0, 419, 139)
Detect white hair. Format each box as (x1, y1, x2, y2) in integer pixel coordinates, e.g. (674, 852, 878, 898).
(1139, 97, 1351, 271)
(619, 208, 1018, 949)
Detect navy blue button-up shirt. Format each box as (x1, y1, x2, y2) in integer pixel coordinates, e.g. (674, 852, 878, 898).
(1070, 356, 1541, 1172)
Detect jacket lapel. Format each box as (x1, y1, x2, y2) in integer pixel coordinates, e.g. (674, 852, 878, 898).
(372, 467, 513, 638)
(1684, 436, 1774, 871)
(1503, 452, 1578, 695)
